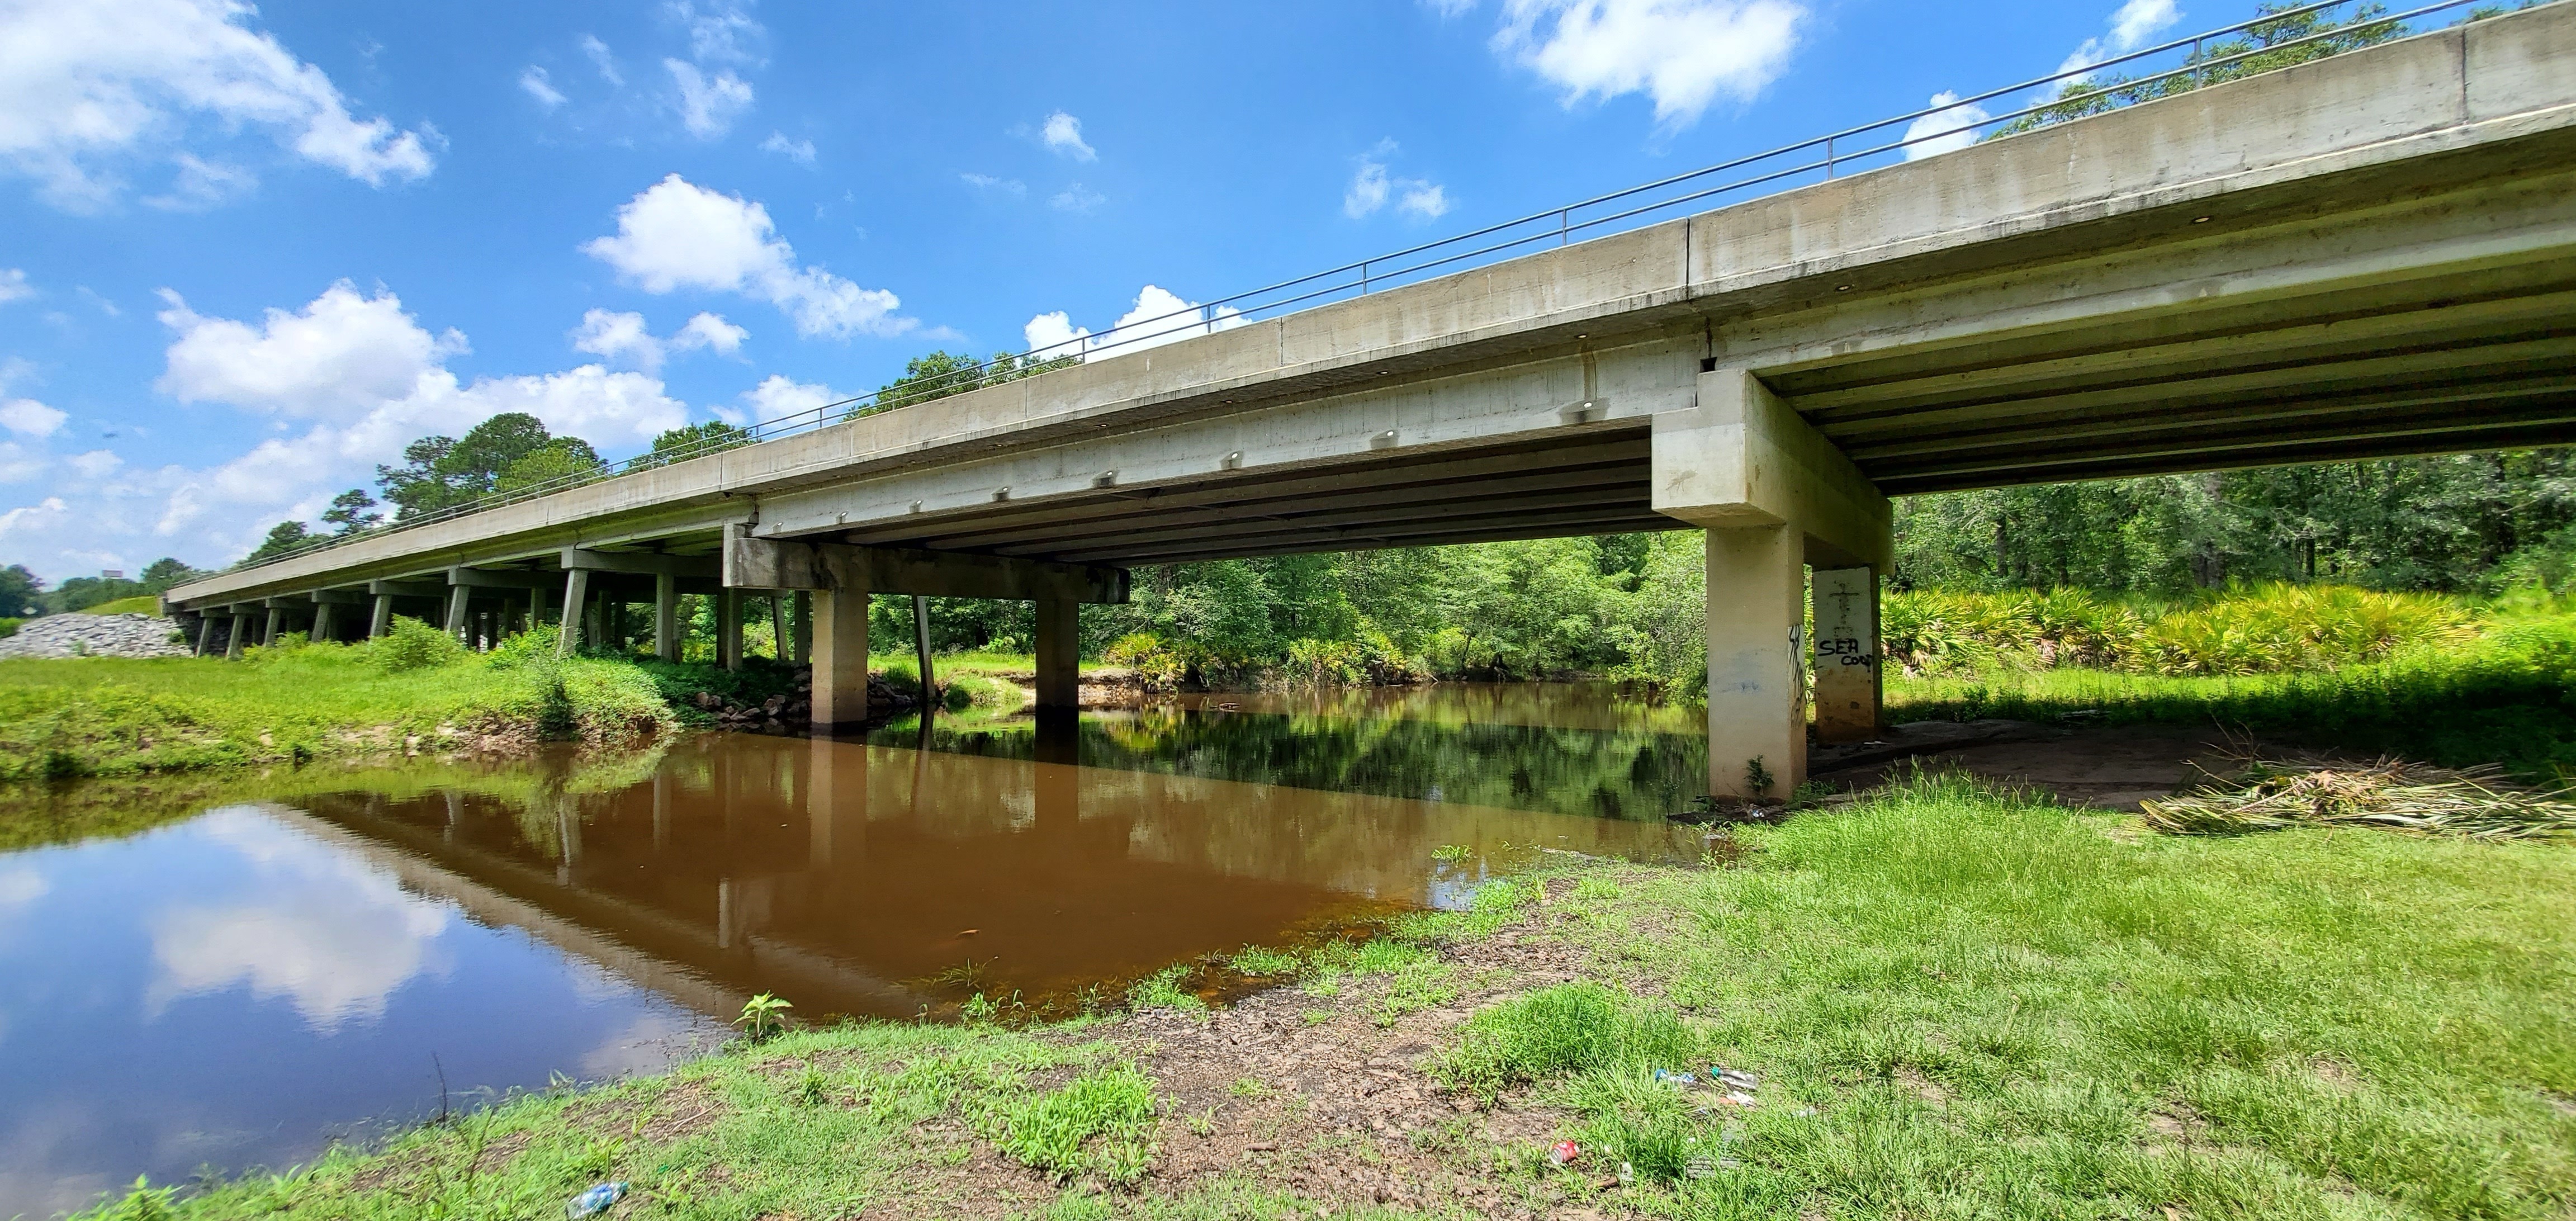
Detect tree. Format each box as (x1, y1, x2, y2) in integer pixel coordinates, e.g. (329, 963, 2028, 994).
(1990, 2, 2404, 138)
(0, 564, 41, 616)
(643, 420, 751, 467)
(497, 439, 605, 494)
(858, 349, 1081, 418)
(244, 520, 315, 563)
(321, 490, 382, 535)
(377, 413, 598, 519)
(139, 557, 202, 592)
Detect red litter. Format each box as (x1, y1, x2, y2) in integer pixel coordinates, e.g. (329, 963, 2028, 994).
(1549, 1140, 1581, 1166)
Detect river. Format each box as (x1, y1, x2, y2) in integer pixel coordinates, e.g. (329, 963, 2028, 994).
(0, 682, 1711, 1218)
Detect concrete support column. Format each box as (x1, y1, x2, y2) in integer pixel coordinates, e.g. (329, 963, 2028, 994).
(312, 602, 338, 644)
(528, 585, 549, 637)
(1812, 566, 1882, 743)
(225, 613, 249, 659)
(444, 585, 471, 641)
(718, 589, 744, 672)
(1034, 597, 1079, 711)
(810, 574, 870, 730)
(654, 572, 681, 662)
(791, 591, 811, 664)
(263, 606, 283, 646)
(557, 569, 590, 657)
(369, 594, 394, 639)
(1705, 527, 1807, 799)
(912, 594, 935, 704)
(1653, 368, 1895, 803)
(195, 614, 217, 656)
(770, 597, 790, 660)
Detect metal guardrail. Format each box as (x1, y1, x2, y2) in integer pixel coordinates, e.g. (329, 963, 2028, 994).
(224, 0, 2511, 580)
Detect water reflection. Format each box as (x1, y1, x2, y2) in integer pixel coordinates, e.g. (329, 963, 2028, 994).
(0, 682, 1707, 1218)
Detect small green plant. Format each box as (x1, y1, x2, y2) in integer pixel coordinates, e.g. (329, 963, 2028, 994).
(792, 1064, 828, 1106)
(993, 1063, 1159, 1183)
(1570, 875, 1622, 901)
(960, 992, 1001, 1024)
(1744, 755, 1775, 798)
(1430, 843, 1472, 863)
(735, 992, 793, 1039)
(1226, 945, 1300, 977)
(1127, 965, 1205, 1013)
(1185, 1108, 1215, 1137)
(1229, 1076, 1273, 1099)
(93, 1177, 177, 1221)
(1439, 982, 1694, 1099)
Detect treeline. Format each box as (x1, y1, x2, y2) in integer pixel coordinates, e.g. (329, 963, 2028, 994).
(0, 557, 204, 618)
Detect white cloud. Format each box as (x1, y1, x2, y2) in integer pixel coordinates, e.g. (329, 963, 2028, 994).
(0, 398, 66, 438)
(570, 308, 664, 371)
(1050, 182, 1105, 214)
(583, 173, 915, 339)
(1491, 0, 1803, 129)
(667, 59, 754, 139)
(1344, 141, 1452, 220)
(670, 0, 765, 65)
(2060, 0, 2183, 78)
(0, 0, 437, 210)
(157, 281, 465, 422)
(519, 65, 567, 109)
(67, 449, 121, 478)
(579, 34, 623, 85)
(1026, 285, 1243, 363)
(0, 445, 46, 484)
(1902, 91, 1990, 160)
(961, 172, 1026, 196)
(673, 311, 747, 354)
(1040, 110, 1096, 160)
(129, 282, 693, 556)
(728, 372, 838, 425)
(142, 152, 254, 210)
(0, 269, 30, 303)
(0, 498, 67, 534)
(759, 131, 814, 163)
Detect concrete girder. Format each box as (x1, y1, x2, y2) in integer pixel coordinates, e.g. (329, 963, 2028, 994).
(723, 526, 1129, 604)
(986, 481, 1654, 560)
(1052, 508, 1682, 567)
(561, 549, 723, 579)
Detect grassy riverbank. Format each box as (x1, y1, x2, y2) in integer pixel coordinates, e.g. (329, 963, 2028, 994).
(95, 774, 2575, 1221)
(0, 625, 820, 783)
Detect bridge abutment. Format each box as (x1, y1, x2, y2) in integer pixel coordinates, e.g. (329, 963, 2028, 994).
(1655, 370, 1894, 800)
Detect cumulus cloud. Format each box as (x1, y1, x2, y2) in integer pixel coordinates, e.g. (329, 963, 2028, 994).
(667, 59, 754, 138)
(1025, 284, 1243, 362)
(674, 311, 747, 354)
(572, 308, 747, 371)
(519, 65, 567, 109)
(758, 131, 814, 163)
(0, 269, 31, 304)
(0, 0, 437, 210)
(583, 173, 914, 339)
(115, 282, 693, 557)
(960, 172, 1025, 196)
(67, 449, 121, 478)
(0, 498, 67, 535)
(2061, 0, 2183, 77)
(1344, 141, 1452, 220)
(0, 398, 67, 438)
(726, 372, 839, 425)
(1040, 110, 1096, 160)
(670, 0, 766, 65)
(1490, 0, 1804, 129)
(1901, 90, 1990, 160)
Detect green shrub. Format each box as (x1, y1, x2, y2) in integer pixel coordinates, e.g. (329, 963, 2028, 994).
(371, 616, 465, 673)
(0, 617, 18, 640)
(1884, 583, 2473, 677)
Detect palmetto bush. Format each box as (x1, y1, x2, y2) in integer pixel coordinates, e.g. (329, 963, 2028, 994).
(1884, 583, 2473, 677)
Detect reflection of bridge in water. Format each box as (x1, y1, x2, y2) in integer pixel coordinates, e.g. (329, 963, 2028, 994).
(285, 729, 1697, 1017)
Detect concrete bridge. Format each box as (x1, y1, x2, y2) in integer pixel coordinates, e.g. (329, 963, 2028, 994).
(169, 4, 2576, 798)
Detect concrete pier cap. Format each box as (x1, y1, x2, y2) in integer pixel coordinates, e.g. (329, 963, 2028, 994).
(1654, 368, 1895, 800)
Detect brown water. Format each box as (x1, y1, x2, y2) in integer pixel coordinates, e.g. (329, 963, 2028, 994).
(0, 683, 1708, 1217)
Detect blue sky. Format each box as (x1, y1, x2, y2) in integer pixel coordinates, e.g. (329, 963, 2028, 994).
(0, 0, 2193, 582)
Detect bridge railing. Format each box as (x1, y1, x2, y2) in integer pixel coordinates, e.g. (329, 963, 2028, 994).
(222, 0, 2511, 581)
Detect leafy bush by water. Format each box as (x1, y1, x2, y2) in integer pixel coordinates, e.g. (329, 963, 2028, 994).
(371, 616, 466, 673)
(1883, 583, 2473, 677)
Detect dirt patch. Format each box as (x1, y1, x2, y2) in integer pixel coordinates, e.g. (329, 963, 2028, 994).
(1815, 724, 2305, 811)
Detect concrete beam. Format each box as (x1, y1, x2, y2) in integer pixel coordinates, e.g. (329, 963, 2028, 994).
(368, 579, 447, 599)
(309, 589, 368, 604)
(722, 525, 1129, 604)
(1651, 368, 1893, 571)
(561, 549, 721, 578)
(447, 566, 557, 589)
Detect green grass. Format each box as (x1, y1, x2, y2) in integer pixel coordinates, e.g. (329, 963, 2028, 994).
(82, 595, 163, 616)
(1887, 609, 2576, 781)
(987, 1063, 1159, 1184)
(1514, 773, 2576, 1216)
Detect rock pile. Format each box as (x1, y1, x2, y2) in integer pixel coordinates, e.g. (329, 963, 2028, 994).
(0, 613, 195, 660)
